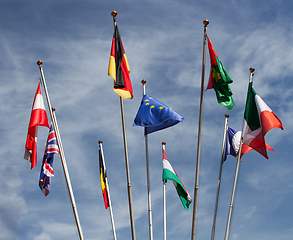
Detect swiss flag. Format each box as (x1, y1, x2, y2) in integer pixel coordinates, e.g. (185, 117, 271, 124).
(24, 82, 49, 169)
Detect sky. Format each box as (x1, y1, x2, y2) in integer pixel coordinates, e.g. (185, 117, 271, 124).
(0, 0, 292, 240)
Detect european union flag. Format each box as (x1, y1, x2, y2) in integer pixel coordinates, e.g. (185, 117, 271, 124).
(133, 95, 184, 135)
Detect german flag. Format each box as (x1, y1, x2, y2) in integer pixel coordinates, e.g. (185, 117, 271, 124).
(108, 23, 133, 99)
(99, 144, 109, 209)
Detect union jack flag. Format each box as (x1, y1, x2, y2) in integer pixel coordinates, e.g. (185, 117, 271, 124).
(39, 124, 59, 196)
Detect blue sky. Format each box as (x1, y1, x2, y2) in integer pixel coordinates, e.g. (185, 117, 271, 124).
(1, 0, 292, 239)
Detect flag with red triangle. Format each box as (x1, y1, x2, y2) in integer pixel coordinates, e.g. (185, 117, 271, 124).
(206, 36, 234, 110)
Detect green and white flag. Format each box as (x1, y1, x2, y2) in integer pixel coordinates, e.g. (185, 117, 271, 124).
(162, 145, 192, 211)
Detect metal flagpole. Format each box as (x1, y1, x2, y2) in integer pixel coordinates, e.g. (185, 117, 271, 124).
(162, 142, 167, 240)
(210, 114, 229, 240)
(141, 79, 154, 240)
(191, 19, 209, 240)
(37, 60, 84, 240)
(224, 67, 255, 240)
(98, 140, 117, 240)
(111, 11, 136, 240)
(119, 96, 136, 240)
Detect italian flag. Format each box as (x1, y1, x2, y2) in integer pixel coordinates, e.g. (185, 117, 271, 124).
(162, 145, 192, 211)
(242, 82, 283, 159)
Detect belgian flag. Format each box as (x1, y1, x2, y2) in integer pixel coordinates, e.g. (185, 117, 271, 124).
(108, 23, 133, 99)
(99, 144, 109, 209)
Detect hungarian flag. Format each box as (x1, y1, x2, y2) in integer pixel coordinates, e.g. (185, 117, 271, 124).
(99, 143, 109, 209)
(224, 126, 274, 161)
(162, 144, 192, 211)
(133, 94, 184, 135)
(206, 37, 235, 110)
(242, 82, 283, 159)
(39, 124, 59, 196)
(108, 23, 133, 99)
(24, 82, 50, 169)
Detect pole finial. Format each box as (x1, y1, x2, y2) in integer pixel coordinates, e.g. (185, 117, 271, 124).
(249, 67, 255, 73)
(203, 19, 209, 26)
(98, 140, 103, 144)
(162, 142, 166, 146)
(225, 114, 229, 118)
(37, 60, 43, 66)
(52, 107, 56, 112)
(111, 10, 117, 17)
(141, 79, 146, 85)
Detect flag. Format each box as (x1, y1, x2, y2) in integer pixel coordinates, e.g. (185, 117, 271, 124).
(224, 126, 274, 161)
(206, 36, 235, 110)
(242, 81, 283, 159)
(133, 94, 184, 135)
(162, 145, 192, 211)
(39, 124, 59, 196)
(24, 82, 50, 169)
(99, 144, 109, 209)
(108, 22, 133, 99)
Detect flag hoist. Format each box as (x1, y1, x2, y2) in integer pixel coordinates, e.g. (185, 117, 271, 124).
(224, 67, 283, 240)
(108, 10, 136, 240)
(37, 60, 84, 240)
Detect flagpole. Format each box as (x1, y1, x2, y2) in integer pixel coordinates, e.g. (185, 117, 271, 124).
(141, 79, 154, 240)
(37, 60, 84, 240)
(191, 19, 209, 240)
(224, 67, 255, 240)
(119, 95, 137, 240)
(162, 142, 167, 240)
(99, 140, 117, 240)
(111, 11, 136, 240)
(210, 114, 229, 240)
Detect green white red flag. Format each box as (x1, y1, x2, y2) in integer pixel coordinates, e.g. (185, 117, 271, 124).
(162, 144, 192, 211)
(242, 81, 283, 159)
